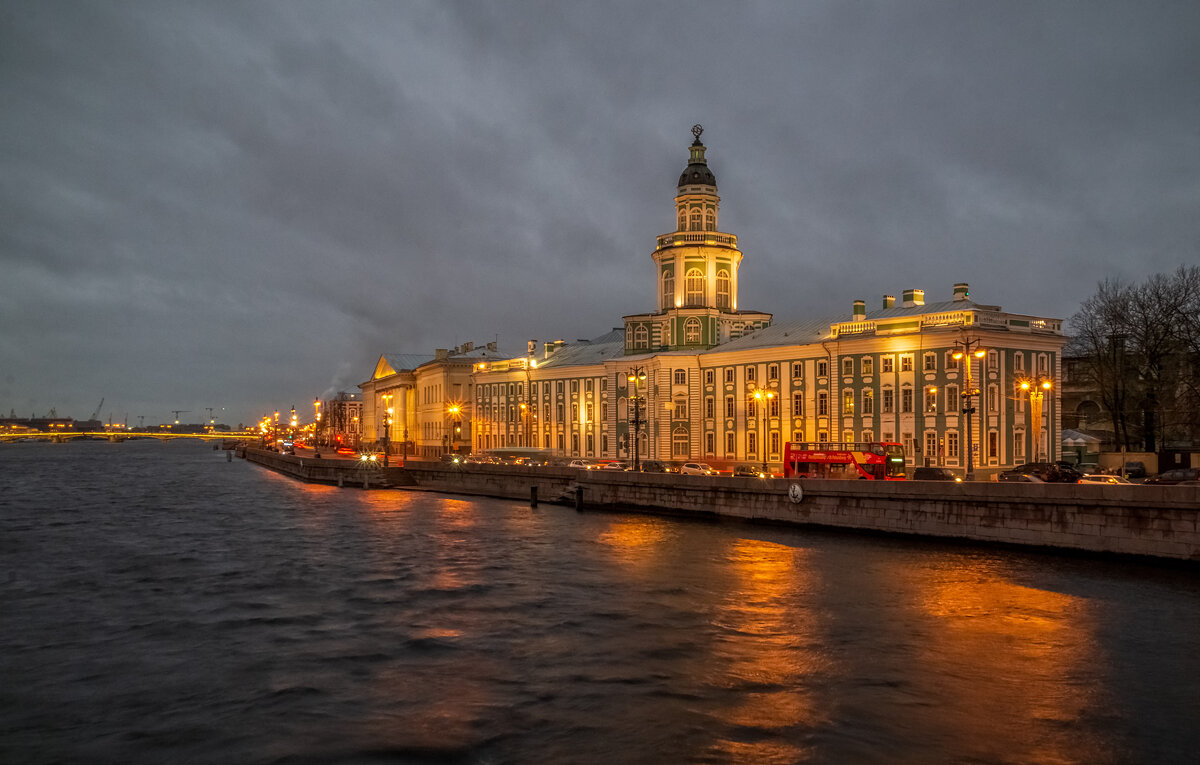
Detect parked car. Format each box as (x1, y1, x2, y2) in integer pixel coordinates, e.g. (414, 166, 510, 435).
(679, 462, 717, 475)
(1142, 468, 1200, 485)
(1010, 462, 1082, 483)
(732, 464, 767, 478)
(1077, 474, 1133, 485)
(913, 466, 960, 482)
(638, 460, 671, 473)
(1074, 462, 1103, 475)
(1123, 461, 1147, 479)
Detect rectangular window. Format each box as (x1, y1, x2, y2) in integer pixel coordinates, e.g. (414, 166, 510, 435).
(946, 352, 959, 371)
(817, 392, 829, 416)
(901, 388, 913, 413)
(770, 431, 780, 454)
(863, 389, 874, 415)
(769, 397, 779, 418)
(556, 381, 564, 394)
(601, 378, 607, 391)
(725, 368, 735, 383)
(882, 357, 894, 373)
(571, 380, 579, 393)
(901, 355, 913, 372)
(842, 390, 854, 414)
(746, 366, 757, 383)
(768, 364, 779, 380)
(817, 360, 829, 377)
(704, 397, 714, 419)
(817, 430, 829, 444)
(747, 399, 757, 419)
(987, 350, 998, 371)
(674, 369, 686, 385)
(705, 432, 714, 454)
(925, 432, 938, 460)
(987, 385, 998, 412)
(704, 370, 714, 385)
(1015, 352, 1025, 372)
(946, 385, 959, 413)
(862, 430, 874, 443)
(747, 432, 757, 456)
(925, 387, 937, 413)
(842, 429, 854, 443)
(923, 353, 937, 372)
(882, 388, 894, 413)
(862, 358, 873, 375)
(792, 391, 804, 417)
(988, 431, 998, 460)
(947, 431, 960, 458)
(842, 358, 853, 376)
(725, 431, 735, 454)
(601, 402, 608, 420)
(725, 396, 735, 418)
(903, 432, 914, 460)
(792, 362, 803, 379)
(674, 401, 687, 419)
(1014, 432, 1025, 460)
(557, 403, 564, 422)
(585, 403, 594, 422)
(585, 379, 593, 392)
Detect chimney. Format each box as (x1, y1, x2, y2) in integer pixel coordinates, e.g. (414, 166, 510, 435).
(953, 282, 969, 302)
(852, 299, 866, 321)
(902, 288, 925, 308)
(486, 341, 497, 352)
(882, 295, 895, 309)
(528, 339, 537, 356)
(462, 341, 473, 352)
(435, 348, 449, 360)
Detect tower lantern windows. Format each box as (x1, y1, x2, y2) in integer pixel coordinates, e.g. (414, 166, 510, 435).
(685, 268, 705, 306)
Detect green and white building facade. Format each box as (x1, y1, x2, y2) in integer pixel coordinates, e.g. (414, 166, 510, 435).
(395, 128, 1065, 476)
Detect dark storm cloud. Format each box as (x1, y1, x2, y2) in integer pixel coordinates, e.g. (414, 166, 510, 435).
(2, 0, 1197, 426)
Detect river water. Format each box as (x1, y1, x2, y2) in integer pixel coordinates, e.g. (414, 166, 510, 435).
(1, 440, 1198, 764)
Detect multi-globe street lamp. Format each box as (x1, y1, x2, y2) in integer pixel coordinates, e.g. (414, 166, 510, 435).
(952, 340, 987, 480)
(627, 367, 647, 472)
(750, 387, 775, 476)
(381, 393, 393, 467)
(1018, 376, 1053, 462)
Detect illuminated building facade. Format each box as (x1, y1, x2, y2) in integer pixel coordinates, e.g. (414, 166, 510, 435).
(370, 128, 1066, 475)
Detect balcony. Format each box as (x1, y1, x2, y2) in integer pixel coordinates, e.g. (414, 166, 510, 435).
(656, 231, 738, 249)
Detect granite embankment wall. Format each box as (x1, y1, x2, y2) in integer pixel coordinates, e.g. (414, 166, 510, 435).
(243, 450, 1200, 562)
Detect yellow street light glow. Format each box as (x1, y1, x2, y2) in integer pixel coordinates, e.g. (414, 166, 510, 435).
(974, 349, 987, 358)
(1041, 380, 1052, 390)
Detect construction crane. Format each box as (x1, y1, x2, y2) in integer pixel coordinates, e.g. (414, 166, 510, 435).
(91, 398, 104, 420)
(171, 410, 190, 426)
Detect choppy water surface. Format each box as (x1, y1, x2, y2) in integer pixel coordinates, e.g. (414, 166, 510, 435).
(1, 441, 1198, 764)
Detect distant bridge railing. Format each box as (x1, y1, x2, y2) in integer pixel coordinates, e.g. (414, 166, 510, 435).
(0, 431, 256, 443)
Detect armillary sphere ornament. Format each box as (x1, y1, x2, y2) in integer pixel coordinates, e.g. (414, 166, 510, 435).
(692, 124, 703, 140)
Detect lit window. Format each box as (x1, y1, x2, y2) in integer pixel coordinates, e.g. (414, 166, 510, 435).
(716, 269, 730, 309)
(685, 269, 705, 306)
(661, 268, 674, 309)
(685, 318, 701, 344)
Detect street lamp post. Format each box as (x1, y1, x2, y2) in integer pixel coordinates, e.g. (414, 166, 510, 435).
(313, 398, 321, 458)
(381, 393, 392, 467)
(751, 387, 775, 476)
(952, 340, 987, 480)
(448, 404, 462, 454)
(627, 367, 647, 471)
(1018, 376, 1053, 462)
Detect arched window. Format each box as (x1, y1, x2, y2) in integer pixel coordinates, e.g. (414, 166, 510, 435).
(634, 325, 648, 349)
(685, 268, 704, 306)
(705, 210, 715, 231)
(689, 209, 701, 231)
(685, 318, 702, 344)
(672, 427, 689, 456)
(661, 268, 675, 309)
(716, 269, 730, 309)
(677, 211, 686, 231)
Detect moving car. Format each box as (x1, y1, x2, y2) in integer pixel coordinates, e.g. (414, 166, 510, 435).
(1077, 474, 1132, 485)
(997, 470, 1044, 483)
(679, 462, 717, 476)
(638, 460, 672, 473)
(1142, 468, 1200, 485)
(732, 465, 767, 478)
(568, 459, 594, 470)
(912, 466, 960, 481)
(602, 461, 630, 471)
(1123, 461, 1147, 479)
(1009, 462, 1082, 483)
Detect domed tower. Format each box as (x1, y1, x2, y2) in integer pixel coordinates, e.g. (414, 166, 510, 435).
(623, 125, 771, 354)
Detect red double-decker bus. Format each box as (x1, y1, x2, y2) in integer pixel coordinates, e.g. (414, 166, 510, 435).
(783, 441, 907, 480)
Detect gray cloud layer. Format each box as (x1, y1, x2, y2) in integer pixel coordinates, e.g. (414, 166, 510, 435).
(2, 1, 1197, 426)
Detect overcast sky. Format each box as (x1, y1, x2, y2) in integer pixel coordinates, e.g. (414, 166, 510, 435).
(2, 1, 1197, 428)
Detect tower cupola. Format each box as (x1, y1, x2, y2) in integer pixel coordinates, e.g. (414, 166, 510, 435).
(677, 124, 717, 189)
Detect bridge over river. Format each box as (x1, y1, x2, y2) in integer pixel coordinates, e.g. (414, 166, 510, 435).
(0, 431, 254, 444)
